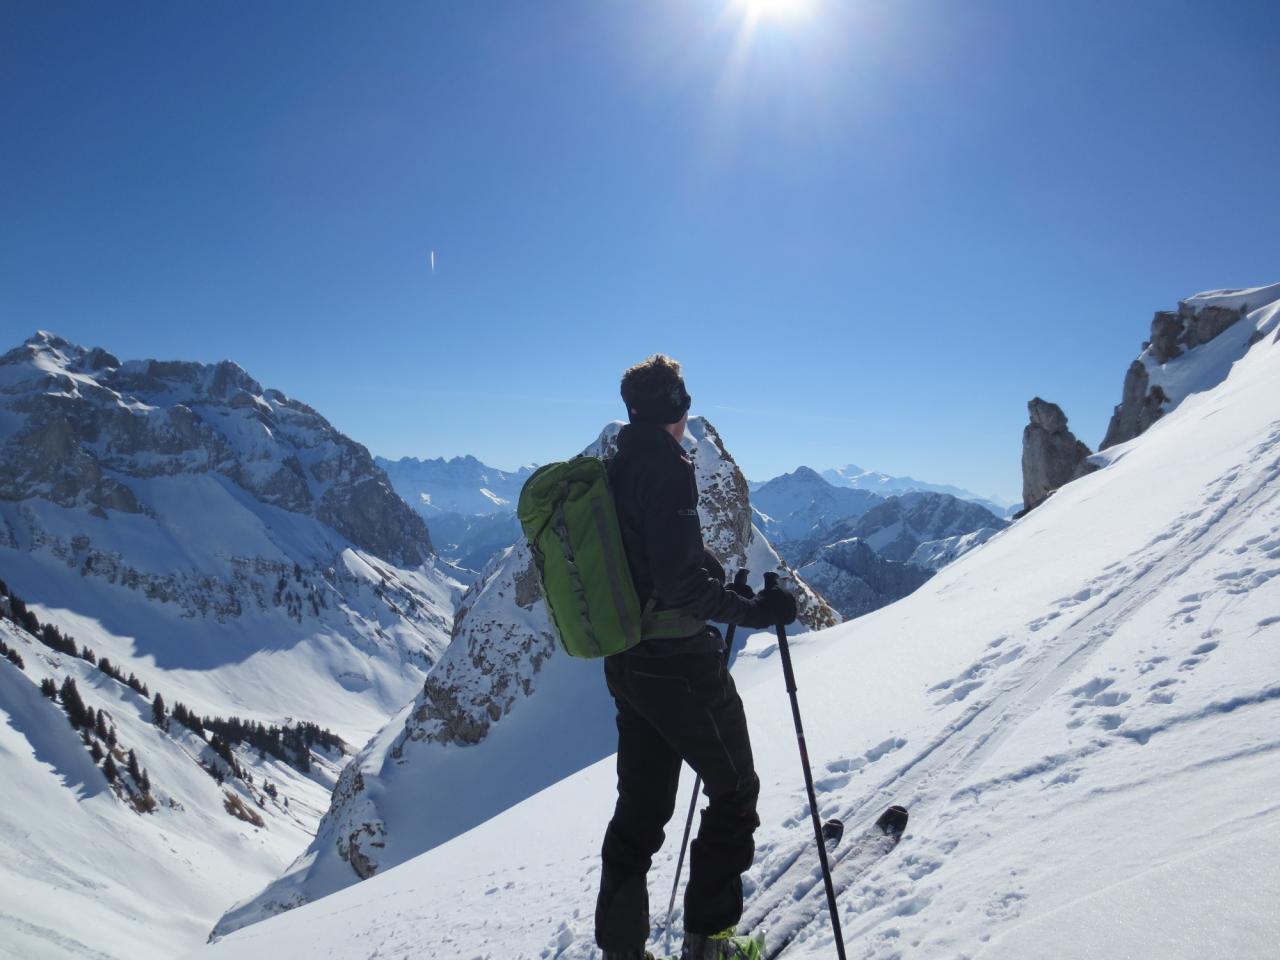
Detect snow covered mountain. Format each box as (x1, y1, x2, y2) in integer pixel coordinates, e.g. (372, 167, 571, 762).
(0, 333, 459, 734)
(820, 464, 1015, 517)
(214, 416, 839, 935)
(789, 492, 1008, 566)
(195, 282, 1280, 960)
(375, 454, 534, 516)
(761, 488, 1006, 619)
(793, 537, 935, 621)
(0, 332, 461, 959)
(376, 455, 534, 573)
(750, 466, 883, 543)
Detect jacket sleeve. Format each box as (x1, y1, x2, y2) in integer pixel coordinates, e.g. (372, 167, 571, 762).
(643, 461, 757, 625)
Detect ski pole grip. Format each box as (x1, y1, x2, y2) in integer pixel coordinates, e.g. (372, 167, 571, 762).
(764, 571, 779, 591)
(733, 568, 749, 589)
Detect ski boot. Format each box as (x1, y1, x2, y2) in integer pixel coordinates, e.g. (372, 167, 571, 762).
(680, 927, 765, 959)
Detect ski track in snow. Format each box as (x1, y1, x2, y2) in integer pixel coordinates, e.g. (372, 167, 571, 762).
(735, 419, 1280, 957)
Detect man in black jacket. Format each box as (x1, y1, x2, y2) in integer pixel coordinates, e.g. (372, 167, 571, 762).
(596, 354, 797, 960)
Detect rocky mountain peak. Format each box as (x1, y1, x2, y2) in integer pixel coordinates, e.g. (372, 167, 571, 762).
(1, 332, 435, 569)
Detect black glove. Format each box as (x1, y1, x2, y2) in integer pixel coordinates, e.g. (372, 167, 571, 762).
(727, 575, 755, 600)
(741, 584, 797, 628)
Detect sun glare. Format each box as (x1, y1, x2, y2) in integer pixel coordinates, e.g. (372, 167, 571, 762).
(735, 0, 812, 22)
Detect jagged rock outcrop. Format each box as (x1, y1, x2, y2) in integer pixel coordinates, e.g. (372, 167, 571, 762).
(1101, 299, 1248, 449)
(797, 538, 934, 620)
(1021, 398, 1094, 513)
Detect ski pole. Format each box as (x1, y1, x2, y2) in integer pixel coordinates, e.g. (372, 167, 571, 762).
(664, 567, 750, 952)
(765, 570, 847, 960)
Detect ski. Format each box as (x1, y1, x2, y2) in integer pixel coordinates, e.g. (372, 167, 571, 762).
(762, 805, 909, 960)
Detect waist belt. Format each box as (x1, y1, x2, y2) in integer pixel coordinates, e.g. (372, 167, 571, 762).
(639, 597, 706, 641)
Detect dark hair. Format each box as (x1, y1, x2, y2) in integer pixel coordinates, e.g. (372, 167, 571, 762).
(620, 354, 690, 424)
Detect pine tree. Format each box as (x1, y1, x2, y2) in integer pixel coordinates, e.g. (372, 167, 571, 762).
(152, 692, 166, 727)
(127, 749, 141, 782)
(140, 769, 151, 794)
(40, 677, 56, 698)
(102, 754, 118, 782)
(60, 677, 88, 728)
(90, 740, 104, 763)
(94, 709, 109, 740)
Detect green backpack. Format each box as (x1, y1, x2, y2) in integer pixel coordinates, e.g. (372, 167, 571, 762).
(517, 457, 704, 658)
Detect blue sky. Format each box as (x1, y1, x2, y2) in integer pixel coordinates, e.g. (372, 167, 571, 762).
(3, 0, 1277, 502)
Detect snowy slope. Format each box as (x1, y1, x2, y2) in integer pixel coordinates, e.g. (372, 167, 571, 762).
(0, 614, 342, 960)
(194, 289, 1280, 960)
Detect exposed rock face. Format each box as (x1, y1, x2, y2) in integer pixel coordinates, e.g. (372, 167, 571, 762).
(1101, 300, 1247, 449)
(1021, 398, 1094, 513)
(1101, 361, 1168, 452)
(797, 538, 934, 620)
(394, 541, 555, 750)
(0, 332, 434, 567)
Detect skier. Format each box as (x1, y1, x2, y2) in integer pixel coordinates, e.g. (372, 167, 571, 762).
(596, 354, 798, 960)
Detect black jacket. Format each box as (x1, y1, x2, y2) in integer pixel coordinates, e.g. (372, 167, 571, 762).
(607, 423, 756, 629)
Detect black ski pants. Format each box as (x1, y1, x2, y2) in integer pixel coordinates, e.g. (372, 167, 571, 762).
(595, 643, 761, 952)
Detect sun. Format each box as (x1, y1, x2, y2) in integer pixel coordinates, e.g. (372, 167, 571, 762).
(734, 0, 812, 22)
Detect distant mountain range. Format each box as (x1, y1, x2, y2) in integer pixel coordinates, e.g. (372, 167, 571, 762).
(376, 456, 534, 571)
(794, 464, 1014, 518)
(750, 467, 1009, 618)
(375, 455, 534, 517)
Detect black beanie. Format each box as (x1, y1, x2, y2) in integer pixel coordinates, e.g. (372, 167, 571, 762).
(624, 377, 691, 425)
